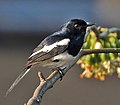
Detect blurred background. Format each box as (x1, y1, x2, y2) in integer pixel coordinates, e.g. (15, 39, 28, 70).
(1, 0, 120, 105)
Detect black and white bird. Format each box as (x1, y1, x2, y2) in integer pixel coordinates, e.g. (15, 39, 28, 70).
(6, 19, 94, 95)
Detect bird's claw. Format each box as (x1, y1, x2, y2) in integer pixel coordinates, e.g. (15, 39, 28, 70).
(58, 69, 64, 81)
(57, 67, 66, 81)
(52, 67, 66, 81)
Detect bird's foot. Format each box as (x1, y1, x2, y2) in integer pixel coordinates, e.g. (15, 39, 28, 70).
(57, 67, 67, 81)
(51, 67, 66, 81)
(57, 68, 64, 81)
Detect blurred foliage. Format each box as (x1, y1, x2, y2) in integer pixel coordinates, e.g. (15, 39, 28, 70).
(77, 27, 120, 81)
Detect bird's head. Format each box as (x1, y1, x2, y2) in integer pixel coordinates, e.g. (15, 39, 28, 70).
(63, 19, 94, 36)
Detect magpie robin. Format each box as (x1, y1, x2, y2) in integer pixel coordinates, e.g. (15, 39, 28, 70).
(6, 19, 94, 95)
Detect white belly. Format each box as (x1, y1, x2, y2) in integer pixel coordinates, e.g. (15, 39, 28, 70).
(42, 52, 74, 69)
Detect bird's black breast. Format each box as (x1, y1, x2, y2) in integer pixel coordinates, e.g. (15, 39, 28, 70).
(67, 35, 84, 56)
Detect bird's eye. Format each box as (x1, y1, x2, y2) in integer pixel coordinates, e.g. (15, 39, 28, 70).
(74, 24, 81, 29)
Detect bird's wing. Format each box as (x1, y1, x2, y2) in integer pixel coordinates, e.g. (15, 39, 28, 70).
(6, 34, 70, 96)
(27, 35, 70, 65)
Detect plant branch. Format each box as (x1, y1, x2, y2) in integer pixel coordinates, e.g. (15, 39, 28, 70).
(99, 28, 120, 39)
(89, 26, 120, 39)
(25, 48, 120, 105)
(80, 48, 120, 56)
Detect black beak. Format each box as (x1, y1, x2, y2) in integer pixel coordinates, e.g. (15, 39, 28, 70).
(84, 23, 95, 28)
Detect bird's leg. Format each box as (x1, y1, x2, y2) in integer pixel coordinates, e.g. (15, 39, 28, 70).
(51, 67, 66, 81)
(57, 67, 66, 81)
(57, 67, 64, 81)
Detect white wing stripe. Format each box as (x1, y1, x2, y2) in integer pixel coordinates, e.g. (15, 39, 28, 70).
(29, 38, 70, 58)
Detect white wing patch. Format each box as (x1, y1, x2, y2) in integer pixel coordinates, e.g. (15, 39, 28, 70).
(29, 38, 70, 58)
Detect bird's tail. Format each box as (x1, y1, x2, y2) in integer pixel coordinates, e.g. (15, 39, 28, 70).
(6, 65, 32, 96)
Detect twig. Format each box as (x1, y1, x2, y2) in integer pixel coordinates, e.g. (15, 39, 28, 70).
(90, 26, 100, 38)
(25, 48, 120, 105)
(80, 48, 120, 56)
(99, 28, 120, 39)
(89, 26, 120, 39)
